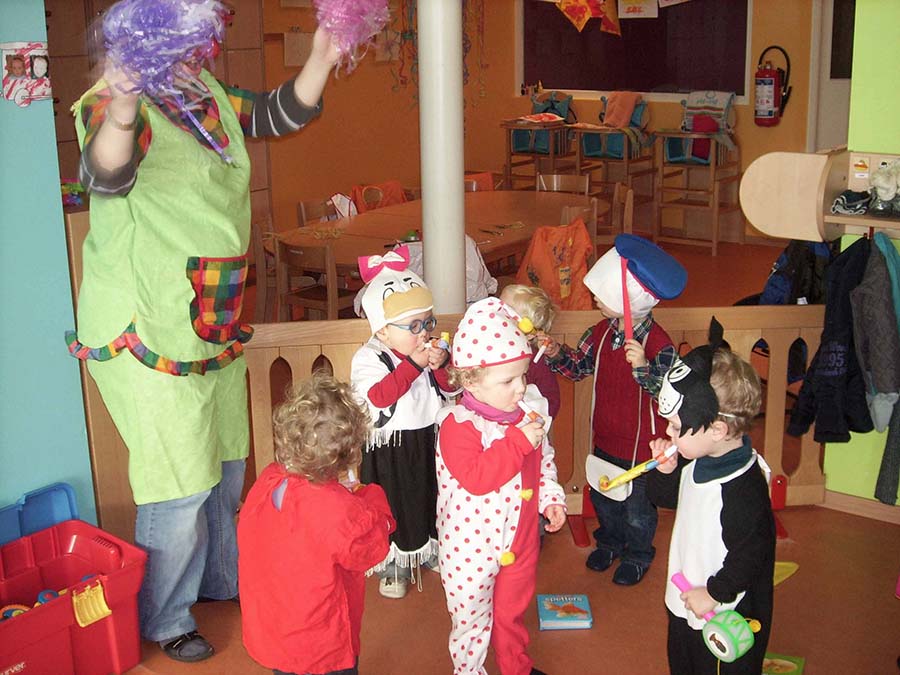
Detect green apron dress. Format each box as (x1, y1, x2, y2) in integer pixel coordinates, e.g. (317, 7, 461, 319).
(70, 71, 252, 505)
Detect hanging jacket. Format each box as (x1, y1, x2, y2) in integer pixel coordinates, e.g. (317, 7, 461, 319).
(788, 237, 873, 442)
(850, 244, 900, 432)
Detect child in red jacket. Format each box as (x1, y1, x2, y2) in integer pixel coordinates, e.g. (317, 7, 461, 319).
(238, 373, 395, 675)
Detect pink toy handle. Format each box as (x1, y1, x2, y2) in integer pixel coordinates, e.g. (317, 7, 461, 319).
(671, 572, 715, 621)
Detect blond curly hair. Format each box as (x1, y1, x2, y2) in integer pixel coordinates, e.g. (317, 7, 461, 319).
(500, 284, 557, 332)
(272, 372, 370, 483)
(709, 349, 762, 438)
(446, 364, 487, 390)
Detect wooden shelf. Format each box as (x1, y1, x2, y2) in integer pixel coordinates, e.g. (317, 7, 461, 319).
(822, 211, 900, 231)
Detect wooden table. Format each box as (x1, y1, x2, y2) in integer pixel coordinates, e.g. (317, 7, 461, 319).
(276, 191, 607, 270)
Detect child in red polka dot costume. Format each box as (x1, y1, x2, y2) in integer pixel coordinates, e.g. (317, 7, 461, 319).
(435, 297, 566, 675)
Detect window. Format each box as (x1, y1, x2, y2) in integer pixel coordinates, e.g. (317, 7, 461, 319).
(521, 0, 750, 99)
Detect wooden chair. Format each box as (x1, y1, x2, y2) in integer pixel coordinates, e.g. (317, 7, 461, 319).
(274, 238, 355, 321)
(251, 221, 316, 323)
(296, 199, 338, 228)
(361, 185, 384, 210)
(250, 221, 277, 323)
(536, 173, 590, 195)
(594, 182, 634, 247)
(560, 197, 599, 264)
(464, 171, 500, 191)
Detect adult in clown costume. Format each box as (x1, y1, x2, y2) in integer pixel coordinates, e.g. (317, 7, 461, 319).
(63, 0, 380, 662)
(437, 297, 567, 675)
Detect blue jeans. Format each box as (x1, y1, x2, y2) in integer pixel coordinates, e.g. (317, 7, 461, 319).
(589, 448, 657, 568)
(136, 459, 245, 641)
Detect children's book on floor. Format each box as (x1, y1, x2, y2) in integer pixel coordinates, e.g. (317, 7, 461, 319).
(762, 652, 805, 674)
(536, 594, 593, 630)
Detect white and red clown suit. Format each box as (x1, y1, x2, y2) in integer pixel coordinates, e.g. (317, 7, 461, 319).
(435, 298, 566, 675)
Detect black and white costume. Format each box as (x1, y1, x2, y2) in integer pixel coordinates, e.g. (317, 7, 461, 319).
(649, 440, 775, 675)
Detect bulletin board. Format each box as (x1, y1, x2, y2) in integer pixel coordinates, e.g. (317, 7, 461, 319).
(523, 0, 748, 95)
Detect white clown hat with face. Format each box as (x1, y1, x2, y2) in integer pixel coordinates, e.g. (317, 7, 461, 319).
(358, 246, 433, 335)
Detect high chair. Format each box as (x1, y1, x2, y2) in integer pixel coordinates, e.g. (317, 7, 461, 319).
(653, 91, 745, 256)
(574, 93, 655, 198)
(502, 91, 577, 189)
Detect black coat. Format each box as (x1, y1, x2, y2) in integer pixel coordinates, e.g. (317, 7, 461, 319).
(787, 237, 874, 442)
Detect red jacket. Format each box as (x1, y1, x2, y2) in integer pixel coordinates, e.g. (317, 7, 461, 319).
(238, 463, 395, 673)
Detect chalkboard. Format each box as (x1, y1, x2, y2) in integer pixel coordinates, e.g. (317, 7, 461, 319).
(523, 0, 748, 96)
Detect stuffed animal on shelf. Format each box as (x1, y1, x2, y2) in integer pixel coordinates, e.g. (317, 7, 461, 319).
(868, 159, 900, 217)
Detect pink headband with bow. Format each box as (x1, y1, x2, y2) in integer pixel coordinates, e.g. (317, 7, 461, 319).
(357, 245, 411, 284)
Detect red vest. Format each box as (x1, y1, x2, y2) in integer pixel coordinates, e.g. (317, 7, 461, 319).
(590, 321, 673, 463)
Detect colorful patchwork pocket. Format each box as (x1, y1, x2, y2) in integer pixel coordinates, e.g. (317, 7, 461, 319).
(186, 255, 253, 345)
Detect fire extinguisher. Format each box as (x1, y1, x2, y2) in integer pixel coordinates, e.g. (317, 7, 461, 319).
(754, 45, 792, 126)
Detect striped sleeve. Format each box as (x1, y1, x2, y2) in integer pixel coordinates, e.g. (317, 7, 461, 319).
(77, 89, 151, 197)
(223, 75, 322, 138)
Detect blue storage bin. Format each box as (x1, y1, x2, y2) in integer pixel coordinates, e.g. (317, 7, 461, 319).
(0, 482, 79, 546)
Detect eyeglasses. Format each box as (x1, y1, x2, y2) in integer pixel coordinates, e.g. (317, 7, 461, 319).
(389, 316, 437, 335)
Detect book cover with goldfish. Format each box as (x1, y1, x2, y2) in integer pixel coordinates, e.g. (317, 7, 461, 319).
(536, 594, 593, 630)
(762, 653, 805, 674)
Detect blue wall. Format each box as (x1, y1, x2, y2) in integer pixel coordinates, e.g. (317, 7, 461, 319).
(0, 0, 97, 522)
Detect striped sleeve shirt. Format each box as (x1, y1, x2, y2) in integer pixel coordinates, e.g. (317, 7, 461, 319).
(79, 74, 322, 196)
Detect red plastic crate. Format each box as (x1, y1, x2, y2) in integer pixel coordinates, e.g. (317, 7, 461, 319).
(0, 520, 146, 675)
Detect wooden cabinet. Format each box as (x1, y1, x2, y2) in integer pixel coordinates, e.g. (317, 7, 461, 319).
(740, 148, 900, 242)
(50, 55, 92, 144)
(45, 0, 88, 58)
(225, 0, 263, 50)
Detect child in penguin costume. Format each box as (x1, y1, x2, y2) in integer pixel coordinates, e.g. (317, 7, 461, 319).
(647, 317, 776, 675)
(350, 246, 455, 599)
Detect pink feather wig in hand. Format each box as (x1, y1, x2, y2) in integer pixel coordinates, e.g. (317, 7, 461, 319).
(314, 0, 391, 71)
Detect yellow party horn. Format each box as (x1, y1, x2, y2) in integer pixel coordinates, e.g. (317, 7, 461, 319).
(599, 445, 678, 491)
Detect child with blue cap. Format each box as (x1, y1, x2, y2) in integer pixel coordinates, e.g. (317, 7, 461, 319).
(543, 234, 687, 585)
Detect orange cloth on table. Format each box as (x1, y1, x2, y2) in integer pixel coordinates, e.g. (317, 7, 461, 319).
(350, 179, 408, 213)
(602, 91, 641, 128)
(515, 218, 593, 310)
(465, 171, 495, 191)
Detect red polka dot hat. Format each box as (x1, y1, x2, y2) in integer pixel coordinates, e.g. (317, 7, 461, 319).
(451, 297, 531, 368)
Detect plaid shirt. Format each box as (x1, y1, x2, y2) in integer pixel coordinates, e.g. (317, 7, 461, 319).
(547, 314, 677, 396)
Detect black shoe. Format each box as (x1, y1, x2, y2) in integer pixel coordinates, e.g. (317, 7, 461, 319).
(612, 561, 646, 586)
(160, 631, 214, 662)
(197, 594, 239, 604)
(585, 548, 616, 572)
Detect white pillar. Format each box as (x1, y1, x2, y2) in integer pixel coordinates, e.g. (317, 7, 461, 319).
(417, 0, 466, 314)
